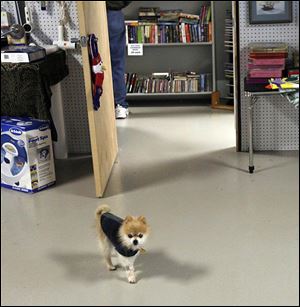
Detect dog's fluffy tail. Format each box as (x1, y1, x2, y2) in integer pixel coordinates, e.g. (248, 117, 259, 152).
(95, 204, 110, 219)
(95, 205, 110, 241)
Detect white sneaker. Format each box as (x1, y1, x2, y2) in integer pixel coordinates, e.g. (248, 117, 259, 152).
(115, 105, 129, 119)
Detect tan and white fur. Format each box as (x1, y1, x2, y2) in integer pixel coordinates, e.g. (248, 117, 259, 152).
(95, 205, 149, 284)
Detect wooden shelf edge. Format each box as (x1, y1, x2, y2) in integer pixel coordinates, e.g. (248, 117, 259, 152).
(211, 91, 234, 111)
(211, 104, 234, 111)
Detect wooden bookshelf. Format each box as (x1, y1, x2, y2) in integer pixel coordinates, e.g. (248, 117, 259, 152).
(123, 1, 217, 100)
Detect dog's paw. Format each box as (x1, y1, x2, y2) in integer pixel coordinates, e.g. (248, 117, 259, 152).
(128, 274, 136, 284)
(128, 277, 136, 284)
(107, 265, 117, 271)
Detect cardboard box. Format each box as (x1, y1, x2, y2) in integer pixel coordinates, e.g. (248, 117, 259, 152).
(1, 116, 56, 193)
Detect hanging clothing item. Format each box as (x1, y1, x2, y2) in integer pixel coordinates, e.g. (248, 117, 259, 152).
(1, 49, 69, 141)
(106, 1, 132, 10)
(88, 34, 104, 111)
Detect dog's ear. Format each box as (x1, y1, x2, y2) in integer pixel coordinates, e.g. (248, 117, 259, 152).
(138, 216, 147, 224)
(124, 216, 133, 223)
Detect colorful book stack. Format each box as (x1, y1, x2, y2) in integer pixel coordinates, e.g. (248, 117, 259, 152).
(246, 43, 288, 85)
(125, 72, 212, 94)
(125, 4, 212, 44)
(288, 67, 299, 78)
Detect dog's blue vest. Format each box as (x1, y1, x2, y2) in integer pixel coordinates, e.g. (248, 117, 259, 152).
(101, 212, 138, 258)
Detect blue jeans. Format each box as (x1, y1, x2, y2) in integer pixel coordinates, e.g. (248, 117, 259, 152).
(107, 10, 128, 108)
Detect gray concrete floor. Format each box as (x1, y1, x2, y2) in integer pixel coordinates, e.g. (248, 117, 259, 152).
(1, 106, 299, 306)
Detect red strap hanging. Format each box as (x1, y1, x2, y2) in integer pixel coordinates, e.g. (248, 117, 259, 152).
(88, 34, 104, 111)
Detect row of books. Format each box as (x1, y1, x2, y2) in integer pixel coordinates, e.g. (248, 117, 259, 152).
(199, 4, 211, 24)
(224, 9, 234, 101)
(125, 72, 212, 94)
(246, 43, 288, 83)
(125, 21, 212, 44)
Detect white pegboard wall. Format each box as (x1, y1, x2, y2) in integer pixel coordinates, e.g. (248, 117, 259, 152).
(239, 1, 299, 151)
(1, 1, 17, 24)
(2, 1, 91, 154)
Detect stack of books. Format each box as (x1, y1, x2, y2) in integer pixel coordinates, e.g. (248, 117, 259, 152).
(246, 43, 288, 85)
(288, 67, 299, 78)
(158, 10, 183, 22)
(178, 12, 200, 24)
(125, 4, 212, 44)
(125, 72, 212, 94)
(138, 7, 160, 22)
(172, 72, 202, 93)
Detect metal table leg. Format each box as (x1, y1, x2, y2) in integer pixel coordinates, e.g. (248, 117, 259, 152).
(248, 95, 257, 173)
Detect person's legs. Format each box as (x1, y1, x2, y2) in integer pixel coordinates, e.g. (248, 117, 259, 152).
(107, 10, 128, 111)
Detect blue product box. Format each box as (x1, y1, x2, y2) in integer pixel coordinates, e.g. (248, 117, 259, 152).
(1, 116, 56, 193)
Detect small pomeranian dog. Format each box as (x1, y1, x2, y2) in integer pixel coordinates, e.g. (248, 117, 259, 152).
(95, 205, 150, 284)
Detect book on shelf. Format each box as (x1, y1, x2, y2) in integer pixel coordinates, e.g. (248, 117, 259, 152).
(248, 69, 283, 78)
(251, 58, 285, 65)
(245, 77, 269, 84)
(138, 7, 160, 22)
(158, 9, 183, 22)
(249, 52, 288, 59)
(179, 17, 199, 25)
(248, 64, 285, 70)
(249, 42, 288, 53)
(1, 45, 46, 63)
(125, 72, 212, 94)
(199, 4, 211, 24)
(139, 7, 160, 16)
(179, 12, 200, 20)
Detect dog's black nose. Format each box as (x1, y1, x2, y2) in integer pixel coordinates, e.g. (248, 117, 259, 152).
(133, 239, 138, 246)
